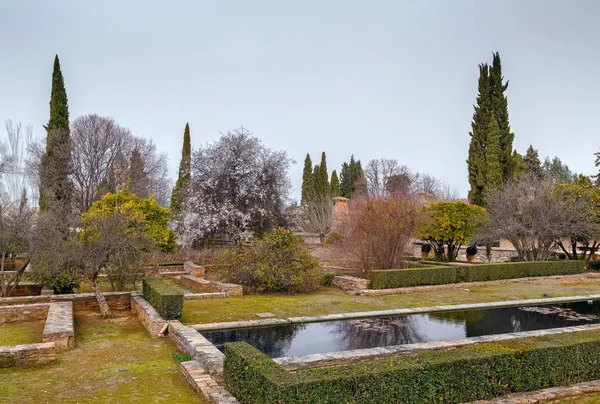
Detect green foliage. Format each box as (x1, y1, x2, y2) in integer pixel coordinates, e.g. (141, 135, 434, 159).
(420, 201, 487, 261)
(314, 152, 329, 198)
(339, 155, 363, 198)
(368, 260, 585, 289)
(172, 351, 193, 363)
(300, 154, 314, 204)
(128, 149, 149, 198)
(466, 245, 478, 256)
(47, 270, 80, 294)
(330, 169, 340, 198)
(39, 55, 72, 213)
(485, 113, 502, 189)
(170, 123, 192, 215)
(543, 156, 576, 184)
(142, 278, 183, 320)
(214, 228, 323, 294)
(524, 145, 543, 178)
(82, 188, 177, 253)
(225, 329, 600, 403)
(323, 231, 341, 245)
(369, 266, 456, 289)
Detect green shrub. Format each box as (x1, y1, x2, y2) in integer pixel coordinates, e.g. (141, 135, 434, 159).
(324, 232, 342, 245)
(368, 260, 585, 289)
(224, 329, 600, 403)
(369, 266, 455, 289)
(214, 228, 323, 294)
(466, 245, 478, 256)
(142, 278, 183, 320)
(589, 261, 600, 271)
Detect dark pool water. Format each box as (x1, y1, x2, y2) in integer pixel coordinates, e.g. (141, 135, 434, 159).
(203, 300, 600, 358)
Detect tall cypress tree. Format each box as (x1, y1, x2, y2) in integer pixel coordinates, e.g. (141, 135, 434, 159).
(39, 55, 72, 212)
(301, 154, 314, 204)
(330, 170, 340, 198)
(485, 113, 502, 190)
(316, 152, 329, 197)
(524, 145, 543, 179)
(467, 64, 492, 206)
(170, 123, 192, 215)
(490, 52, 516, 181)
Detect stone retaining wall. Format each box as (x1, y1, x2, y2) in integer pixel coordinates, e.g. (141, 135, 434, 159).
(0, 342, 56, 368)
(42, 302, 74, 349)
(130, 294, 168, 338)
(211, 281, 242, 296)
(169, 320, 225, 380)
(179, 275, 213, 293)
(0, 292, 131, 311)
(184, 292, 227, 300)
(0, 303, 48, 323)
(332, 275, 369, 291)
(184, 261, 206, 278)
(180, 360, 239, 403)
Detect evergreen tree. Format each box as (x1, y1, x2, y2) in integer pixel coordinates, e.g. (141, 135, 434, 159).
(315, 152, 329, 197)
(523, 145, 543, 179)
(330, 170, 340, 198)
(339, 155, 363, 198)
(485, 113, 502, 190)
(490, 52, 516, 181)
(595, 150, 600, 188)
(170, 123, 192, 215)
(467, 64, 492, 206)
(301, 154, 314, 204)
(128, 149, 149, 198)
(39, 55, 72, 213)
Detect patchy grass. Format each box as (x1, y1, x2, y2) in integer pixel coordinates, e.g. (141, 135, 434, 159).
(0, 311, 198, 403)
(0, 320, 44, 346)
(553, 393, 600, 403)
(182, 280, 600, 324)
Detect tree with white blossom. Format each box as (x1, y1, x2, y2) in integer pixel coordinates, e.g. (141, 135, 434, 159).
(174, 127, 292, 246)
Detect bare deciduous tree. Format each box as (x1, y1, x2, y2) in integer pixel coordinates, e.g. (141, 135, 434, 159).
(1, 120, 38, 206)
(483, 176, 590, 261)
(303, 194, 333, 243)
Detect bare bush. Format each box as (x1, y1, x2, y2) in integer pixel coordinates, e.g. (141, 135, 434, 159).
(340, 195, 424, 275)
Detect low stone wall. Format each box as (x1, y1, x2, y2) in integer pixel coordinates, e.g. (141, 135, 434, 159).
(412, 242, 518, 263)
(180, 360, 239, 403)
(131, 294, 168, 338)
(332, 275, 369, 291)
(42, 302, 74, 349)
(211, 281, 243, 297)
(184, 261, 206, 278)
(0, 303, 48, 324)
(169, 320, 225, 380)
(0, 292, 131, 311)
(0, 342, 56, 368)
(179, 275, 213, 293)
(184, 292, 227, 300)
(9, 284, 42, 297)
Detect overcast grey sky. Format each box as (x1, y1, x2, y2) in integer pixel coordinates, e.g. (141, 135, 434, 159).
(1, 0, 599, 200)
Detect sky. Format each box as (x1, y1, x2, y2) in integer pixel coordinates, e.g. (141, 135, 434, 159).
(1, 0, 600, 201)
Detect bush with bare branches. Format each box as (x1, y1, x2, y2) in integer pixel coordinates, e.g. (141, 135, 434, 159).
(340, 195, 424, 275)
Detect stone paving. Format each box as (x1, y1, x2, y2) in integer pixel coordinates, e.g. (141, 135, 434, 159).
(42, 301, 74, 349)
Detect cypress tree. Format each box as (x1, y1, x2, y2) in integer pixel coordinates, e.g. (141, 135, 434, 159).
(330, 170, 340, 198)
(170, 123, 192, 215)
(301, 154, 314, 204)
(339, 155, 363, 198)
(485, 113, 502, 190)
(128, 149, 149, 198)
(490, 52, 516, 181)
(467, 64, 492, 206)
(594, 150, 600, 188)
(524, 145, 543, 179)
(39, 55, 72, 212)
(316, 152, 329, 197)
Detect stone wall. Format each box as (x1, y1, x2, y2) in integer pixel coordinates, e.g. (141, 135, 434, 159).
(42, 302, 74, 349)
(169, 320, 225, 379)
(0, 292, 131, 312)
(211, 281, 243, 297)
(412, 243, 518, 263)
(9, 284, 42, 297)
(332, 275, 369, 291)
(0, 303, 48, 324)
(184, 261, 206, 278)
(0, 342, 56, 368)
(131, 294, 168, 338)
(179, 275, 213, 293)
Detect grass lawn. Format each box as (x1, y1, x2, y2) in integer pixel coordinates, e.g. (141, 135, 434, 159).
(554, 393, 600, 403)
(182, 280, 600, 324)
(0, 320, 44, 346)
(0, 311, 198, 404)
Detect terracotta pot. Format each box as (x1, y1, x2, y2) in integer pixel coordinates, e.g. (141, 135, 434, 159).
(421, 251, 428, 259)
(467, 255, 475, 263)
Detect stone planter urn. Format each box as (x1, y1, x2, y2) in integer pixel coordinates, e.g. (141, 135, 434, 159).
(466, 245, 478, 263)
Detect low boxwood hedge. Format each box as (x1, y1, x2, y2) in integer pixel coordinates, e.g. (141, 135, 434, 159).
(224, 329, 600, 403)
(142, 277, 183, 320)
(368, 260, 586, 289)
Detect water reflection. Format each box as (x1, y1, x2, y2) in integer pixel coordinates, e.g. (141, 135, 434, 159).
(202, 300, 600, 358)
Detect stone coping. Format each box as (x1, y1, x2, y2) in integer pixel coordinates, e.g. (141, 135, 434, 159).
(184, 292, 227, 300)
(469, 379, 600, 403)
(274, 323, 600, 370)
(130, 294, 167, 338)
(180, 360, 239, 403)
(190, 294, 600, 332)
(0, 342, 56, 368)
(42, 301, 74, 349)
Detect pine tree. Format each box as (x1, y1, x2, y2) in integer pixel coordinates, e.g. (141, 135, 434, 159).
(128, 149, 149, 198)
(339, 155, 363, 198)
(301, 154, 314, 204)
(490, 52, 516, 181)
(467, 64, 492, 206)
(330, 170, 340, 198)
(485, 113, 502, 190)
(524, 145, 543, 179)
(170, 123, 192, 215)
(39, 55, 72, 212)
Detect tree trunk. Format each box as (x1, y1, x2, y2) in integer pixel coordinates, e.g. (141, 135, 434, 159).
(90, 276, 111, 318)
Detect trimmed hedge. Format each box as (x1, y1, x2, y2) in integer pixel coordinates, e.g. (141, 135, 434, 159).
(368, 260, 586, 289)
(224, 329, 600, 403)
(142, 277, 183, 320)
